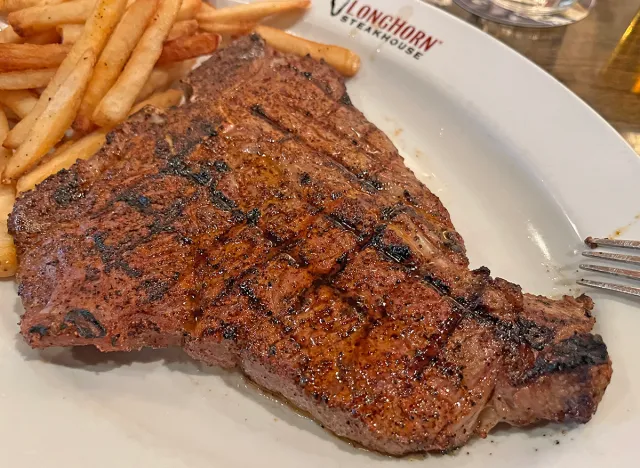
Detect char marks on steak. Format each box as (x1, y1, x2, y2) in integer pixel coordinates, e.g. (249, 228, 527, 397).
(9, 35, 612, 455)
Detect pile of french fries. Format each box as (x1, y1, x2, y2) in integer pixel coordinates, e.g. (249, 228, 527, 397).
(0, 0, 361, 278)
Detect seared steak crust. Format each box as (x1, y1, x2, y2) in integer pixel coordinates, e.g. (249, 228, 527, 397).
(10, 36, 611, 455)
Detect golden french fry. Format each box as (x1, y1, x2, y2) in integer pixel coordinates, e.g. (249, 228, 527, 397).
(4, 49, 96, 180)
(0, 43, 71, 72)
(8, 0, 96, 36)
(0, 0, 38, 12)
(130, 87, 182, 114)
(1, 29, 63, 47)
(57, 24, 84, 45)
(25, 29, 62, 45)
(198, 0, 213, 14)
(0, 106, 8, 136)
(176, 0, 200, 21)
(197, 21, 254, 35)
(0, 150, 10, 179)
(37, 138, 76, 167)
(5, 0, 127, 149)
(136, 67, 171, 101)
(0, 25, 23, 44)
(0, 0, 65, 13)
(74, 0, 157, 133)
(158, 32, 218, 65)
(136, 59, 192, 101)
(92, 0, 183, 128)
(16, 129, 106, 192)
(197, 0, 309, 23)
(0, 68, 55, 90)
(166, 19, 197, 41)
(255, 25, 360, 77)
(0, 90, 38, 118)
(2, 106, 20, 121)
(0, 108, 11, 177)
(0, 183, 17, 278)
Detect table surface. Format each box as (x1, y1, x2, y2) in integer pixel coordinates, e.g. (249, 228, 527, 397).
(438, 0, 640, 155)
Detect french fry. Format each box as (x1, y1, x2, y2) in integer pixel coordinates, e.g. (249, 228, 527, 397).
(197, 0, 309, 23)
(166, 19, 197, 42)
(4, 49, 96, 180)
(8, 0, 97, 36)
(136, 67, 171, 101)
(255, 25, 360, 77)
(0, 90, 38, 118)
(0, 25, 23, 44)
(0, 108, 11, 176)
(0, 107, 8, 136)
(0, 68, 55, 90)
(136, 59, 192, 101)
(0, 183, 17, 278)
(38, 138, 76, 167)
(157, 32, 218, 65)
(16, 129, 106, 192)
(2, 106, 20, 121)
(0, 0, 37, 12)
(92, 0, 183, 128)
(176, 0, 200, 21)
(25, 29, 61, 44)
(197, 21, 254, 36)
(0, 43, 71, 72)
(0, 0, 65, 13)
(130, 87, 182, 114)
(74, 0, 157, 133)
(197, 0, 213, 14)
(5, 0, 127, 149)
(57, 24, 84, 45)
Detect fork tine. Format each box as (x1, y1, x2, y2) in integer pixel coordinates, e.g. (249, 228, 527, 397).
(580, 263, 640, 281)
(585, 237, 640, 250)
(582, 251, 640, 266)
(577, 279, 640, 297)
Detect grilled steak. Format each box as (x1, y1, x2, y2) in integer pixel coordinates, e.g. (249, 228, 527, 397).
(10, 35, 612, 455)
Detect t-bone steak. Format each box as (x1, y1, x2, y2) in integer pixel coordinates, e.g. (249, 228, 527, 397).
(9, 35, 612, 455)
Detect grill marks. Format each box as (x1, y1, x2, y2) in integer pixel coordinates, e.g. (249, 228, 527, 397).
(92, 231, 142, 278)
(163, 156, 215, 186)
(185, 92, 410, 360)
(209, 188, 242, 217)
(250, 104, 294, 138)
(195, 53, 556, 420)
(19, 38, 514, 363)
(63, 308, 106, 339)
(189, 84, 481, 413)
(83, 117, 235, 326)
(194, 56, 479, 365)
(116, 190, 152, 213)
(520, 334, 608, 384)
(13, 38, 611, 454)
(240, 63, 462, 267)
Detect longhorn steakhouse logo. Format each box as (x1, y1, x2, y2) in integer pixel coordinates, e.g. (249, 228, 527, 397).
(330, 0, 443, 61)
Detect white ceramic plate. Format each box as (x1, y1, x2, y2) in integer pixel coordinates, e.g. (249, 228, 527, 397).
(2, 1, 640, 466)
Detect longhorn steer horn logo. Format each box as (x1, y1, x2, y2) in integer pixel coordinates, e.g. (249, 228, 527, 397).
(330, 0, 351, 16)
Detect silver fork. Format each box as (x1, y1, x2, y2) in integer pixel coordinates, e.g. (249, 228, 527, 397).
(578, 237, 640, 297)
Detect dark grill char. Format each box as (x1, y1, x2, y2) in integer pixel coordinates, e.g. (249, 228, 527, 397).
(9, 36, 612, 455)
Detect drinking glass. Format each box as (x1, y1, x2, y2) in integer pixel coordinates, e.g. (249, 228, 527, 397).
(453, 0, 596, 27)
